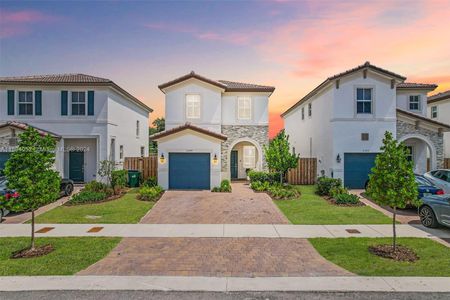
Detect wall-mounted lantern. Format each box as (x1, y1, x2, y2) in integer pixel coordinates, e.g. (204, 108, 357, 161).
(159, 153, 166, 164)
(212, 153, 219, 165)
(336, 154, 341, 163)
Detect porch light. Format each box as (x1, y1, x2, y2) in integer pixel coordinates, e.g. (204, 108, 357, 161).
(336, 154, 341, 163)
(212, 154, 218, 165)
(159, 153, 166, 164)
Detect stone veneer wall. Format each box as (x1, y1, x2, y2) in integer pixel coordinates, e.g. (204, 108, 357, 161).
(396, 119, 444, 168)
(221, 125, 269, 172)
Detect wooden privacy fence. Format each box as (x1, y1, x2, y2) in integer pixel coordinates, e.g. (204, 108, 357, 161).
(123, 155, 157, 180)
(287, 158, 317, 185)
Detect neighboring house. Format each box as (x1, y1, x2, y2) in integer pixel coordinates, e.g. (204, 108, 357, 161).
(427, 90, 450, 158)
(282, 62, 450, 189)
(150, 71, 274, 190)
(0, 74, 152, 182)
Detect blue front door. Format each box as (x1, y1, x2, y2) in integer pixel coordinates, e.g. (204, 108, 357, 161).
(344, 153, 379, 189)
(169, 153, 210, 190)
(69, 151, 84, 182)
(230, 150, 238, 179)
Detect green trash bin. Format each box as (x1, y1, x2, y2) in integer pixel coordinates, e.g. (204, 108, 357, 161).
(127, 170, 141, 187)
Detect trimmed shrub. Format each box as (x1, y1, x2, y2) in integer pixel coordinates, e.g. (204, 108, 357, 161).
(329, 185, 348, 198)
(142, 177, 158, 188)
(247, 170, 279, 184)
(267, 185, 299, 200)
(84, 181, 108, 193)
(69, 190, 107, 205)
(250, 181, 270, 192)
(334, 193, 360, 205)
(138, 186, 164, 201)
(212, 180, 232, 193)
(111, 170, 128, 191)
(317, 176, 342, 196)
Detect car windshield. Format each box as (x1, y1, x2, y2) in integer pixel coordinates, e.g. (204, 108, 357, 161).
(416, 176, 433, 186)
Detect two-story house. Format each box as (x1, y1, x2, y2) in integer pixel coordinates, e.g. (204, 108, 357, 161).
(0, 74, 152, 182)
(282, 62, 450, 189)
(427, 90, 450, 158)
(150, 71, 274, 190)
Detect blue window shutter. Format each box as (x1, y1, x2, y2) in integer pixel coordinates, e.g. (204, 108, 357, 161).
(35, 90, 42, 115)
(7, 90, 14, 115)
(61, 91, 68, 115)
(88, 90, 94, 115)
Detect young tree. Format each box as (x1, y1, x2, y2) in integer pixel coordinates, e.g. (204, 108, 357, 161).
(263, 130, 299, 183)
(368, 131, 419, 251)
(98, 160, 115, 186)
(149, 117, 165, 154)
(4, 127, 60, 250)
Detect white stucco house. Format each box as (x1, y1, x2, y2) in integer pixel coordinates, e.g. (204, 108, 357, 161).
(282, 62, 450, 189)
(151, 71, 274, 190)
(427, 90, 450, 158)
(0, 74, 152, 182)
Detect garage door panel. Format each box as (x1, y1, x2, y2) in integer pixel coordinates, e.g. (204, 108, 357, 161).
(169, 153, 210, 190)
(344, 153, 378, 189)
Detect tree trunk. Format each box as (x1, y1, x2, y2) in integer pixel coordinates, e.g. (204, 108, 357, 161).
(31, 210, 35, 250)
(392, 206, 397, 252)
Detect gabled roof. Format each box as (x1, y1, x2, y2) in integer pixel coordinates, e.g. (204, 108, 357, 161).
(0, 121, 61, 138)
(158, 71, 275, 93)
(396, 108, 450, 130)
(0, 74, 153, 112)
(150, 122, 228, 141)
(428, 90, 450, 104)
(397, 82, 437, 90)
(281, 62, 406, 118)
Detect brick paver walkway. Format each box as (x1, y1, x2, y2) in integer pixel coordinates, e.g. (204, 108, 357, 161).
(140, 182, 289, 224)
(79, 237, 352, 277)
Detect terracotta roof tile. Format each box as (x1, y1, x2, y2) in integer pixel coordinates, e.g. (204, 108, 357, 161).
(396, 108, 450, 130)
(150, 122, 227, 141)
(428, 90, 450, 104)
(218, 80, 275, 92)
(397, 82, 437, 89)
(0, 121, 61, 138)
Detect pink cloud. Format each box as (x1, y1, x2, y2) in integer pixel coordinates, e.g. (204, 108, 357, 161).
(0, 9, 61, 38)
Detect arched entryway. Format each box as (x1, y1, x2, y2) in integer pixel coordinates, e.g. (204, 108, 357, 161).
(227, 138, 263, 180)
(398, 134, 436, 174)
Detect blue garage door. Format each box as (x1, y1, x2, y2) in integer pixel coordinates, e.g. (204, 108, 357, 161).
(169, 153, 210, 190)
(0, 153, 11, 174)
(344, 153, 379, 189)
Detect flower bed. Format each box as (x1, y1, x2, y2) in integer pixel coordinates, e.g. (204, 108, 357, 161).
(137, 186, 164, 202)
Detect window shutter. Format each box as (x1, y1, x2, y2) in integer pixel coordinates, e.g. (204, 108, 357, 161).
(88, 90, 94, 115)
(7, 90, 14, 115)
(35, 90, 42, 115)
(61, 91, 68, 115)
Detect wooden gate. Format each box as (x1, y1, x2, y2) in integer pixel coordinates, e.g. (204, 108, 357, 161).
(123, 155, 157, 180)
(287, 158, 317, 185)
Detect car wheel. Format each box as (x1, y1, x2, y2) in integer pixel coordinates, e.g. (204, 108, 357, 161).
(419, 205, 439, 228)
(64, 184, 74, 196)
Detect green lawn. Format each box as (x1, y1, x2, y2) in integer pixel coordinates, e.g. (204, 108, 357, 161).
(33, 189, 154, 224)
(310, 237, 450, 276)
(0, 237, 120, 275)
(275, 185, 392, 224)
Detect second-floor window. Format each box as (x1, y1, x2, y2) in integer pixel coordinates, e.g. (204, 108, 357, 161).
(140, 146, 145, 157)
(119, 145, 124, 160)
(136, 120, 140, 137)
(238, 96, 252, 120)
(301, 107, 305, 120)
(243, 145, 256, 168)
(308, 103, 312, 117)
(18, 91, 33, 115)
(71, 92, 86, 116)
(409, 95, 420, 111)
(356, 88, 372, 114)
(431, 106, 438, 119)
(186, 94, 201, 119)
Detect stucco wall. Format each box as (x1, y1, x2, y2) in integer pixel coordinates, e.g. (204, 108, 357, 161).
(427, 98, 450, 157)
(221, 92, 269, 126)
(396, 90, 428, 117)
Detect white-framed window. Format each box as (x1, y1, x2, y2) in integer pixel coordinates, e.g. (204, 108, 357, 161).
(186, 94, 201, 119)
(356, 88, 372, 114)
(431, 106, 438, 119)
(18, 91, 33, 115)
(238, 96, 252, 120)
(301, 107, 305, 120)
(136, 120, 140, 137)
(243, 145, 256, 169)
(308, 103, 312, 117)
(409, 95, 420, 111)
(71, 91, 86, 116)
(140, 146, 145, 157)
(119, 145, 124, 160)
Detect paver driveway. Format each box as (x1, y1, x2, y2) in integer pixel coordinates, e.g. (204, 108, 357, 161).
(140, 182, 289, 224)
(79, 237, 352, 277)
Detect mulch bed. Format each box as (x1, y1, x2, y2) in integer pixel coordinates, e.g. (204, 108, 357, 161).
(324, 196, 365, 207)
(368, 244, 419, 262)
(11, 244, 55, 259)
(64, 189, 129, 206)
(136, 191, 165, 202)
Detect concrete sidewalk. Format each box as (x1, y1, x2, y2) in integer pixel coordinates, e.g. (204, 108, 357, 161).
(1, 223, 449, 239)
(0, 276, 449, 292)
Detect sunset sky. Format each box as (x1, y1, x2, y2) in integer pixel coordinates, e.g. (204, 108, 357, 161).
(1, 0, 450, 137)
